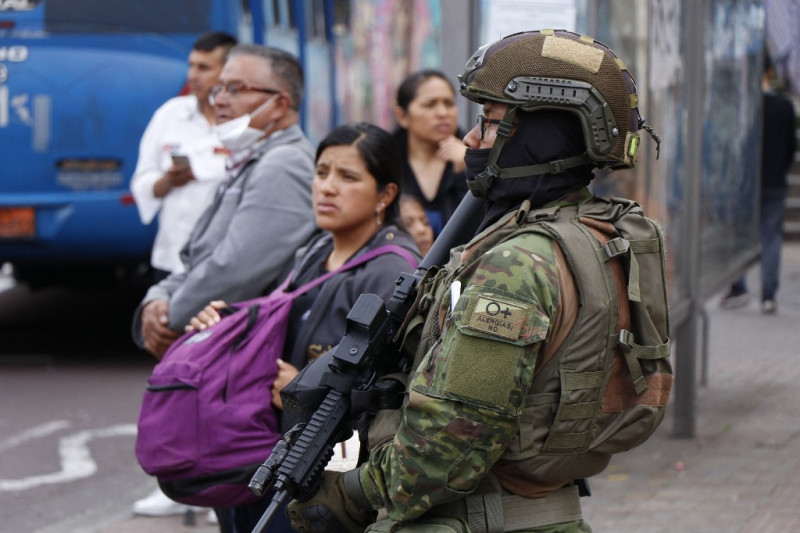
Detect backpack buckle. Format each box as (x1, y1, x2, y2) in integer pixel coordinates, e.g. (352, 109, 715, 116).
(467, 166, 498, 198)
(617, 329, 634, 351)
(604, 237, 630, 259)
(528, 206, 560, 223)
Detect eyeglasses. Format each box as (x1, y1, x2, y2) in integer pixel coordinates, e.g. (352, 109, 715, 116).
(209, 81, 281, 98)
(477, 114, 502, 140)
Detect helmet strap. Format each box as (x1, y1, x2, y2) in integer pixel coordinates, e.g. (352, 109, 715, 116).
(497, 152, 592, 178)
(466, 106, 518, 198)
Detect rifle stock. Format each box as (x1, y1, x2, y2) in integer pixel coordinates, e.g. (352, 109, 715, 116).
(249, 193, 483, 533)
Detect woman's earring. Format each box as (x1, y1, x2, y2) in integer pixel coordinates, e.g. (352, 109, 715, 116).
(376, 202, 385, 226)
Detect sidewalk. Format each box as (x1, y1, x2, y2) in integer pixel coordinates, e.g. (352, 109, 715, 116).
(107, 244, 800, 533)
(582, 241, 800, 532)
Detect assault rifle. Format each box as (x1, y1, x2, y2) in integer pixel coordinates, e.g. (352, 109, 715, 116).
(248, 193, 484, 533)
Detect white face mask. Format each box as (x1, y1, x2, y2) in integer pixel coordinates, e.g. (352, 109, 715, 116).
(214, 94, 279, 153)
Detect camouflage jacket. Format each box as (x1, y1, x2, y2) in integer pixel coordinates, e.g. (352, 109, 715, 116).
(358, 189, 592, 521)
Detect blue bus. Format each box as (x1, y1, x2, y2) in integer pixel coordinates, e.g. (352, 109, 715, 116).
(0, 0, 459, 287)
(0, 0, 243, 285)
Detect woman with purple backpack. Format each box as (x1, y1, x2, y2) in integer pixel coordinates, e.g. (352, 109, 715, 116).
(186, 122, 422, 532)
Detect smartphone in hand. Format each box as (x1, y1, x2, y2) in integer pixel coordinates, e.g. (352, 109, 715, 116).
(171, 154, 191, 168)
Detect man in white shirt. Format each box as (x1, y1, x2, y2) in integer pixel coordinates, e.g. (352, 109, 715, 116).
(131, 32, 237, 280)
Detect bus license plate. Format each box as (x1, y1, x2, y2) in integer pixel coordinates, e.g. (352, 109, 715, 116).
(0, 207, 36, 238)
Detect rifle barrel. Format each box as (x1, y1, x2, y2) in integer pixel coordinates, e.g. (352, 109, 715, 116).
(251, 489, 289, 533)
(419, 192, 483, 270)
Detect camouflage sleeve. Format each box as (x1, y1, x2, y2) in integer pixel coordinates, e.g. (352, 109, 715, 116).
(359, 233, 560, 521)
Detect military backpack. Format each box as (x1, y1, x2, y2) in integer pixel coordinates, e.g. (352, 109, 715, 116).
(499, 194, 673, 483)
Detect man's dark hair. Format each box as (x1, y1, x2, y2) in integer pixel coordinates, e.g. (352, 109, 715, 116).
(193, 32, 238, 54)
(229, 44, 305, 111)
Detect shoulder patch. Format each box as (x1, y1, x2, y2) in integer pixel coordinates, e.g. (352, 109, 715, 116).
(468, 296, 528, 341)
(455, 285, 548, 344)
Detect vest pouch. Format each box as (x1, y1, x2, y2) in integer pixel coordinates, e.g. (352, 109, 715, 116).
(503, 390, 556, 461)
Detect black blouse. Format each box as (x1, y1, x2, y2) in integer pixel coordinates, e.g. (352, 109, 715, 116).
(393, 128, 469, 236)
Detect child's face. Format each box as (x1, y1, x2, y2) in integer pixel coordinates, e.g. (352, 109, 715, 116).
(400, 198, 434, 256)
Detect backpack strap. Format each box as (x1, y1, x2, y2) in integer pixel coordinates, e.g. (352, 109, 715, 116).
(286, 244, 418, 298)
(616, 330, 672, 395)
(598, 233, 661, 303)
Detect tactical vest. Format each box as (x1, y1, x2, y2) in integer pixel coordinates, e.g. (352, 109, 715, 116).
(411, 194, 673, 485)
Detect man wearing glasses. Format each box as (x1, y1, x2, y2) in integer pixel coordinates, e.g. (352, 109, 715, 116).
(132, 44, 316, 361)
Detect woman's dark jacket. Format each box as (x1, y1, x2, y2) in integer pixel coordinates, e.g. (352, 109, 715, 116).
(283, 225, 420, 370)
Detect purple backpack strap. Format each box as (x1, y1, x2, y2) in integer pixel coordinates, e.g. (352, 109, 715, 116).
(287, 244, 418, 298)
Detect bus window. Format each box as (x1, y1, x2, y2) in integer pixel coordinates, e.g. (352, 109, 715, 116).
(45, 0, 213, 33)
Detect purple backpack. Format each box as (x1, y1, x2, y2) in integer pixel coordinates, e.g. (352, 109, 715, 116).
(134, 244, 417, 508)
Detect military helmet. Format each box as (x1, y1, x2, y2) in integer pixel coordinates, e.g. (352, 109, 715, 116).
(460, 29, 645, 169)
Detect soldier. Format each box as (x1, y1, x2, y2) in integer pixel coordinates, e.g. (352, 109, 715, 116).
(287, 30, 670, 532)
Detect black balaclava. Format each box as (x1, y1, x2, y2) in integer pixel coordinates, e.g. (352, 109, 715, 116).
(469, 109, 595, 233)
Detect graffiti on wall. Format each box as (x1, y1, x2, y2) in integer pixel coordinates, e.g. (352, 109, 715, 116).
(332, 0, 442, 130)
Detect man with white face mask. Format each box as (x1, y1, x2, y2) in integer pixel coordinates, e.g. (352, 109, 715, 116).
(132, 44, 316, 360)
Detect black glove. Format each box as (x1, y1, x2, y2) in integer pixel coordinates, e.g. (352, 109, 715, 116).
(286, 470, 375, 532)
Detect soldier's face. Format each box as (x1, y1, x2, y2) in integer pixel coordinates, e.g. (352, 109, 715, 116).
(463, 101, 507, 150)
